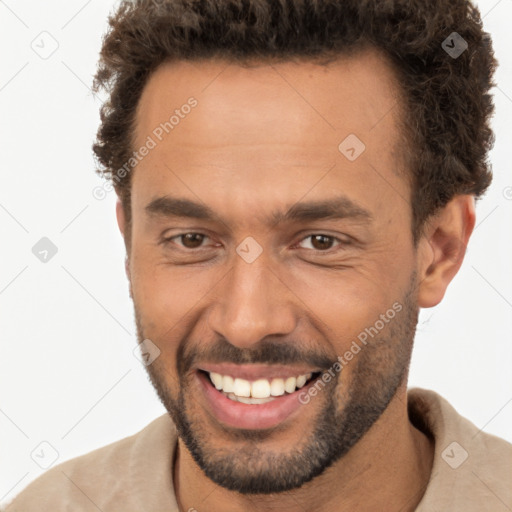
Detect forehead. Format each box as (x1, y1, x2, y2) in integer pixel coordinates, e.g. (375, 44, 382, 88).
(135, 50, 401, 143)
(131, 50, 408, 228)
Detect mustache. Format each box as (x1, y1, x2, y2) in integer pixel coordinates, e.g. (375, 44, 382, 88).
(178, 337, 336, 376)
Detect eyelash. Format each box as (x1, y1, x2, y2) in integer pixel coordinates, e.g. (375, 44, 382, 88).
(162, 233, 349, 253)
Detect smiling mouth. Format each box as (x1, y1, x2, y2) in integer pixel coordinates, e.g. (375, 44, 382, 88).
(198, 369, 321, 404)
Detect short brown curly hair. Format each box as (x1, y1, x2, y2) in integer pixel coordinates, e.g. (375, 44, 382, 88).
(92, 0, 497, 245)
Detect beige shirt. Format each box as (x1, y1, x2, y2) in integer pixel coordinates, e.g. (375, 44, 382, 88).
(4, 388, 512, 511)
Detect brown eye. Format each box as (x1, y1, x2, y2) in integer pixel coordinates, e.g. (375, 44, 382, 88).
(298, 234, 338, 251)
(310, 235, 334, 250)
(179, 233, 206, 248)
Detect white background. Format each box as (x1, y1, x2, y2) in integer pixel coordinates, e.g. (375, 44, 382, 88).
(1, 0, 511, 505)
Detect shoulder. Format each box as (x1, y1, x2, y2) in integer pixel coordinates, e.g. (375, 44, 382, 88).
(3, 414, 177, 512)
(409, 388, 512, 511)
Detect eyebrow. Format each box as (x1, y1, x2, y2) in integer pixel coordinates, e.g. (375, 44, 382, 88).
(145, 195, 373, 226)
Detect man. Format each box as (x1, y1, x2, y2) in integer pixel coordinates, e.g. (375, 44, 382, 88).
(5, 0, 511, 510)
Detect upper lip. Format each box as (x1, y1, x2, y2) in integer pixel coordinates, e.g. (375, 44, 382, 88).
(197, 363, 320, 381)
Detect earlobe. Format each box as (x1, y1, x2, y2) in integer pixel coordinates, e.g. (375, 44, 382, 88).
(116, 198, 132, 292)
(116, 199, 126, 236)
(417, 195, 475, 308)
(125, 256, 133, 298)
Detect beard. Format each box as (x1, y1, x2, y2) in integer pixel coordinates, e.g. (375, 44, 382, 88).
(134, 270, 419, 495)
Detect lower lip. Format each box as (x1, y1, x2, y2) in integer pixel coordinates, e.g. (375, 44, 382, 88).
(196, 370, 319, 430)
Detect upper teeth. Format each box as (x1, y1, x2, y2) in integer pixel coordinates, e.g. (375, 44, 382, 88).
(208, 372, 312, 398)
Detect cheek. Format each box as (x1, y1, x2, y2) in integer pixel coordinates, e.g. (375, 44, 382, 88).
(284, 262, 393, 337)
(130, 247, 216, 337)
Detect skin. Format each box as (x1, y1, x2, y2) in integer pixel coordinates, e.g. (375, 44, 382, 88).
(116, 50, 475, 511)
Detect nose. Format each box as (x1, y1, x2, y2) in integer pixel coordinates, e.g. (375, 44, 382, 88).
(206, 252, 297, 349)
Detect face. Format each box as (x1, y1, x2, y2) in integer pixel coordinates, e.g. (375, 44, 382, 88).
(124, 51, 421, 494)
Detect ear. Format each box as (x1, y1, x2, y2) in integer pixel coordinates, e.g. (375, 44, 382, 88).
(116, 199, 131, 290)
(416, 195, 476, 308)
(116, 198, 126, 237)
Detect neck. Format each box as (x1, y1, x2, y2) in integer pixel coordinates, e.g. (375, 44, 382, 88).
(174, 386, 434, 512)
